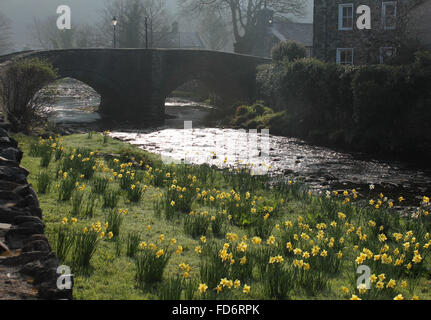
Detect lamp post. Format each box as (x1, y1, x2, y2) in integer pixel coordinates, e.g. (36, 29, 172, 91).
(112, 16, 118, 48)
(145, 17, 148, 49)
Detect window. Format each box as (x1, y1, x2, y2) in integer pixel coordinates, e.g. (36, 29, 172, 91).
(336, 48, 354, 65)
(380, 47, 396, 64)
(339, 4, 354, 30)
(305, 46, 313, 57)
(382, 2, 397, 30)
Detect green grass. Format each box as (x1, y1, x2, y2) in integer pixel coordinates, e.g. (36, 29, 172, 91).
(13, 132, 431, 300)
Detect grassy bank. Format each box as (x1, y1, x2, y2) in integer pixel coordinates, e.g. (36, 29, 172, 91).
(13, 132, 431, 300)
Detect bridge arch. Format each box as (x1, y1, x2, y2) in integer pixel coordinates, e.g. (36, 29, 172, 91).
(158, 50, 261, 107)
(34, 77, 101, 123)
(1, 49, 269, 124)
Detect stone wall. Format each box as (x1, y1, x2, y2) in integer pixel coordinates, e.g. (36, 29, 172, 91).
(0, 121, 72, 300)
(409, 0, 431, 49)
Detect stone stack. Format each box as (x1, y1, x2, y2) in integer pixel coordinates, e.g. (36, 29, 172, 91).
(0, 123, 72, 300)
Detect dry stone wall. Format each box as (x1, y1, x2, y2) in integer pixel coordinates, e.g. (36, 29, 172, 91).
(0, 121, 72, 300)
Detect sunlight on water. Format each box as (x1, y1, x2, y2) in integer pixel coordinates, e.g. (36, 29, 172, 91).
(47, 79, 431, 201)
(109, 127, 431, 197)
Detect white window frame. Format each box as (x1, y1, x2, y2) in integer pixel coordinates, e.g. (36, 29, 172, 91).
(380, 47, 396, 64)
(382, 1, 397, 30)
(338, 3, 354, 30)
(336, 48, 354, 65)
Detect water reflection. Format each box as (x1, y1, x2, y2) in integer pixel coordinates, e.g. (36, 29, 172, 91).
(47, 79, 431, 205)
(45, 78, 101, 124)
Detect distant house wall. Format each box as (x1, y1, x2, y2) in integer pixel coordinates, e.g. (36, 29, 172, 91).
(313, 0, 430, 65)
(409, 0, 431, 49)
(313, 0, 402, 64)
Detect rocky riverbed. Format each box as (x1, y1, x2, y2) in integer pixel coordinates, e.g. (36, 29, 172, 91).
(46, 78, 431, 209)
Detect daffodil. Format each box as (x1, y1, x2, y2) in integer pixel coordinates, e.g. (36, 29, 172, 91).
(198, 283, 208, 293)
(243, 284, 251, 294)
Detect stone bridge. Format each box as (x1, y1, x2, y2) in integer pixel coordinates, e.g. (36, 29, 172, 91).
(0, 49, 270, 124)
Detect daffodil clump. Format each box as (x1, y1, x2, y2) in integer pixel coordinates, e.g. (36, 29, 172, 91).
(52, 217, 112, 273)
(21, 135, 431, 300)
(134, 234, 176, 288)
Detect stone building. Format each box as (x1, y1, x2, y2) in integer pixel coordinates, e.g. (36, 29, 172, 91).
(408, 0, 431, 49)
(251, 9, 313, 58)
(313, 0, 431, 65)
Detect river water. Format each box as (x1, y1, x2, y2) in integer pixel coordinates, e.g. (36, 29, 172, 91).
(46, 79, 431, 207)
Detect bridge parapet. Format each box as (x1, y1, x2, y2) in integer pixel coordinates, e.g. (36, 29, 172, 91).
(0, 49, 270, 124)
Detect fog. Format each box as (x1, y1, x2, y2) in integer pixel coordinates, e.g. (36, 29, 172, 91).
(0, 0, 313, 52)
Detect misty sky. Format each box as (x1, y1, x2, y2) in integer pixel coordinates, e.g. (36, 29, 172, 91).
(0, 0, 313, 51)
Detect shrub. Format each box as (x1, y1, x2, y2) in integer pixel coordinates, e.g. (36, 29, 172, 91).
(81, 194, 97, 218)
(36, 170, 52, 194)
(184, 213, 210, 239)
(158, 276, 183, 300)
(199, 243, 230, 289)
(60, 149, 97, 180)
(118, 146, 152, 167)
(52, 224, 75, 262)
(0, 58, 57, 133)
(280, 58, 355, 137)
(349, 64, 417, 152)
(102, 188, 120, 209)
(256, 63, 284, 109)
(182, 278, 196, 300)
(105, 209, 124, 238)
(271, 40, 307, 63)
(71, 190, 85, 216)
(91, 176, 109, 195)
(231, 101, 278, 130)
(58, 174, 77, 201)
(72, 228, 100, 273)
(39, 148, 52, 168)
(126, 232, 141, 258)
(262, 261, 294, 299)
(126, 183, 144, 203)
(210, 213, 226, 238)
(114, 237, 123, 257)
(135, 247, 172, 288)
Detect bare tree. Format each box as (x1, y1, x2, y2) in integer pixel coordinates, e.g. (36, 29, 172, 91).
(181, 0, 306, 54)
(32, 15, 76, 49)
(100, 0, 171, 48)
(198, 9, 232, 50)
(0, 12, 13, 54)
(32, 15, 104, 49)
(146, 0, 172, 46)
(75, 24, 106, 48)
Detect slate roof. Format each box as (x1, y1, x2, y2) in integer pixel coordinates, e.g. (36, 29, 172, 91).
(269, 22, 313, 47)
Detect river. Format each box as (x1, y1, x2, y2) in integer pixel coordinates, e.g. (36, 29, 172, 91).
(46, 79, 431, 208)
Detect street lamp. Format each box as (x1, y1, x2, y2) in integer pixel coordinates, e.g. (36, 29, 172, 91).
(112, 16, 118, 48)
(145, 17, 148, 49)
